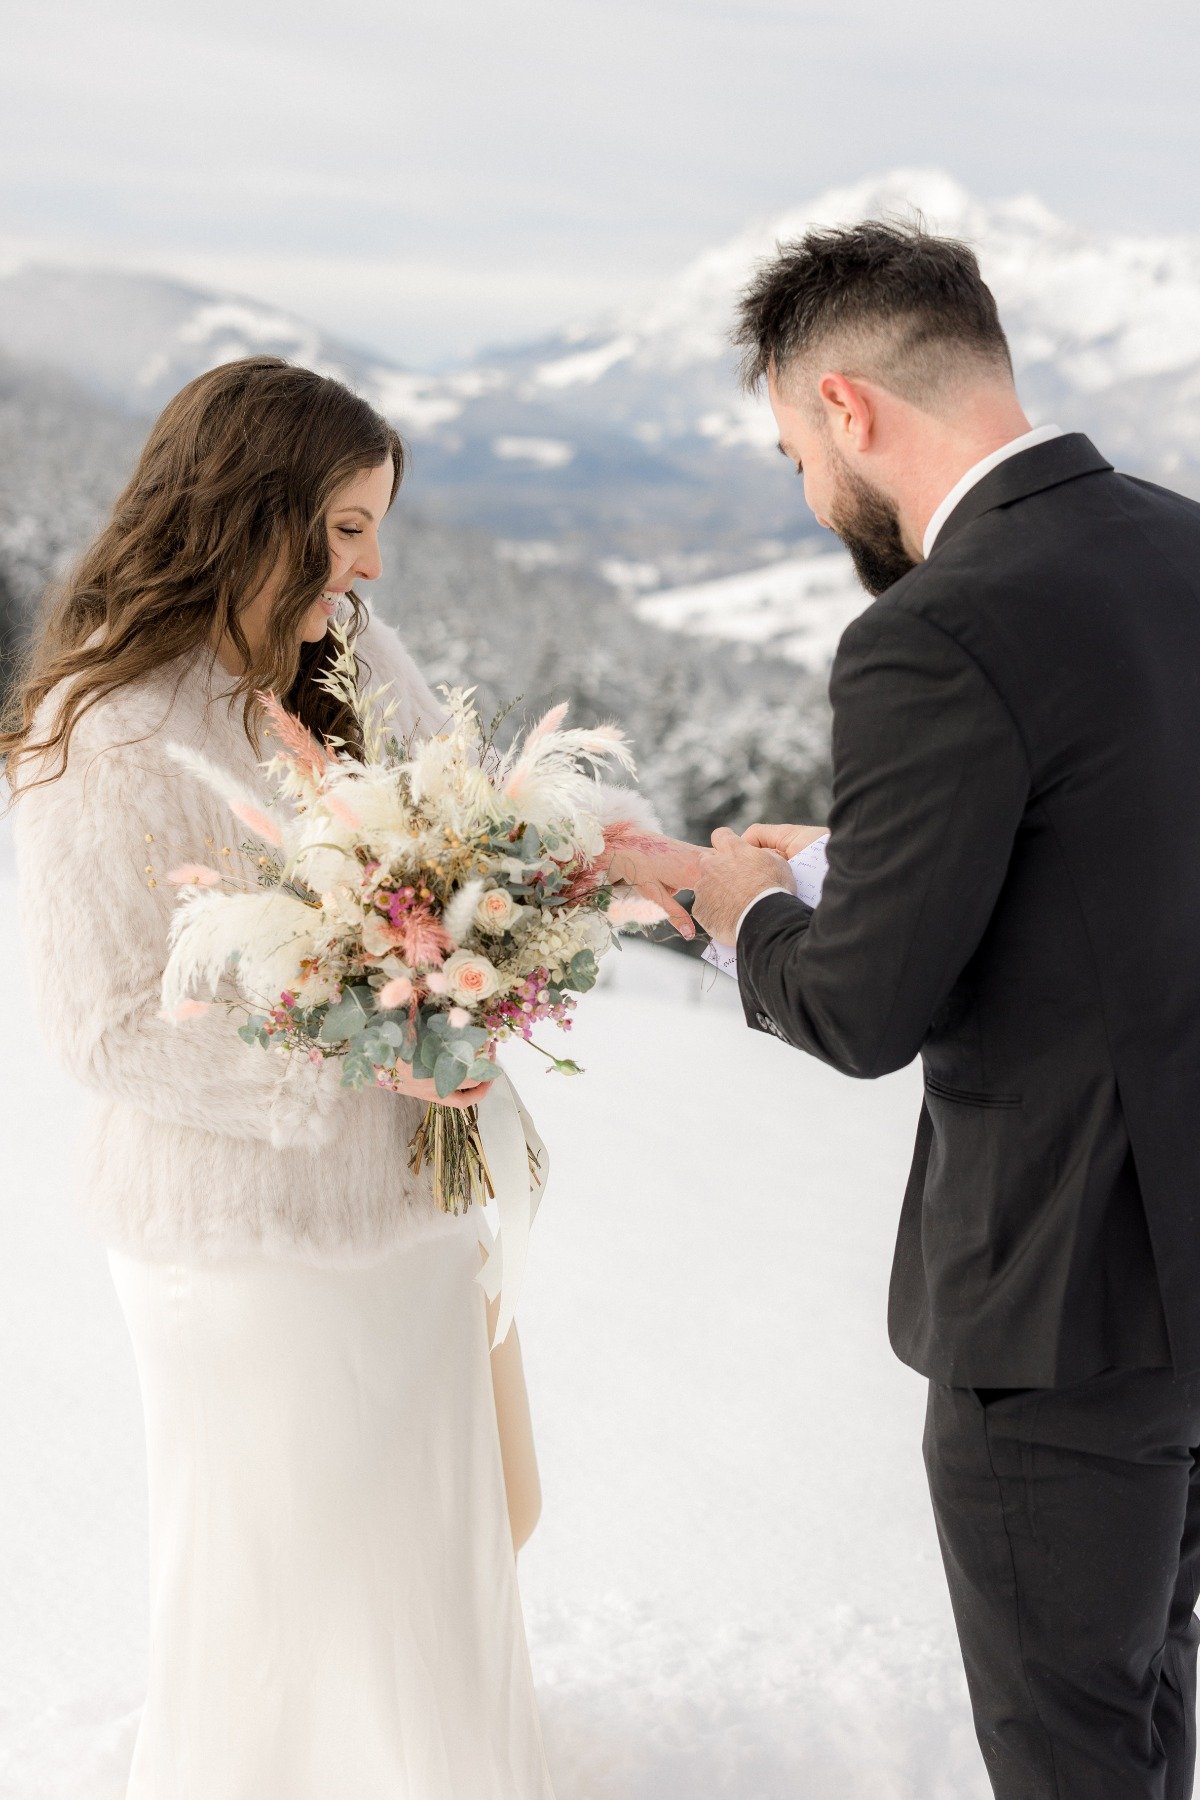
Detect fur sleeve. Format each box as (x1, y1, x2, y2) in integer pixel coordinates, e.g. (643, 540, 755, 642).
(12, 729, 346, 1150)
(590, 782, 664, 836)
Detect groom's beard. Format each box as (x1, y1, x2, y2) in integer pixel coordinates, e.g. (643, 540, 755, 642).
(828, 461, 917, 597)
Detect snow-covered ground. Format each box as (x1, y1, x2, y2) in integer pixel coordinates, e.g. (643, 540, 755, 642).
(0, 857, 990, 1799)
(636, 552, 868, 673)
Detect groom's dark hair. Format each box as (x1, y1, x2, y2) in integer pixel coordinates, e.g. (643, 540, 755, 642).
(734, 218, 1013, 407)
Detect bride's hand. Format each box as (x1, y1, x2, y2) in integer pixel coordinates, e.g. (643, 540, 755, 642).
(601, 835, 707, 940)
(741, 822, 829, 859)
(384, 1063, 495, 1111)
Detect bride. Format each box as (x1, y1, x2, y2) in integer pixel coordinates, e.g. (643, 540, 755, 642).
(3, 356, 692, 1799)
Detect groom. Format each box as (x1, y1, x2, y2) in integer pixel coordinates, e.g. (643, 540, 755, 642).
(690, 220, 1200, 1799)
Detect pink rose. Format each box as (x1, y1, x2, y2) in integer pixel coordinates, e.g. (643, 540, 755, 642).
(444, 950, 501, 1004)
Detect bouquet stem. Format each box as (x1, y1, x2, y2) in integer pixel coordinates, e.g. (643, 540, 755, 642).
(409, 1104, 495, 1216)
(408, 1097, 544, 1216)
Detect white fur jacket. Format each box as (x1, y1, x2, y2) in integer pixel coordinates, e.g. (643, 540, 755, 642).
(13, 612, 656, 1265)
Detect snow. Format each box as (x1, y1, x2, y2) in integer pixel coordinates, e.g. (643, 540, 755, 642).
(492, 435, 576, 469)
(534, 337, 637, 389)
(0, 852, 992, 1799)
(175, 300, 322, 357)
(695, 401, 780, 452)
(636, 552, 869, 671)
(597, 557, 662, 595)
(370, 366, 466, 434)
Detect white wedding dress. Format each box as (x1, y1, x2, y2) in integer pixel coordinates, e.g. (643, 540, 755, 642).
(109, 1217, 555, 1800)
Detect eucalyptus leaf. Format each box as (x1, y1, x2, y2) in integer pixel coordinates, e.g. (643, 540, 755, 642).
(434, 1051, 466, 1098)
(567, 949, 599, 993)
(358, 1030, 396, 1069)
(319, 986, 375, 1044)
(340, 1051, 376, 1090)
(510, 825, 543, 864)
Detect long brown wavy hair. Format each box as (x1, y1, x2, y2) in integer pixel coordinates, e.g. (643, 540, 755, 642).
(1, 356, 405, 793)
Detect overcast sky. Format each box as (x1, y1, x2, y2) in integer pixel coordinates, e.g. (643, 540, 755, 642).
(3, 0, 1198, 365)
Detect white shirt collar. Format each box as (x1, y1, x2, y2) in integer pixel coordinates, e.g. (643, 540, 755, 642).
(921, 424, 1066, 559)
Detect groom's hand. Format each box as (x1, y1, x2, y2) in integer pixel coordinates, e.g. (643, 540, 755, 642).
(691, 826, 795, 946)
(742, 822, 829, 858)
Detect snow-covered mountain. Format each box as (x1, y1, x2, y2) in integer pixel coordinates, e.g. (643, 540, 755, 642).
(0, 264, 473, 436)
(3, 167, 1200, 606)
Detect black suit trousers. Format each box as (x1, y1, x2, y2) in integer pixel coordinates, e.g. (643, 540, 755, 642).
(924, 1370, 1200, 1799)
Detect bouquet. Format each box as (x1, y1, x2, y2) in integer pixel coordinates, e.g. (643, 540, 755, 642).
(159, 624, 668, 1232)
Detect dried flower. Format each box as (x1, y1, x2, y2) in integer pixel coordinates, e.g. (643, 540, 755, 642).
(378, 975, 415, 1009)
(166, 863, 224, 889)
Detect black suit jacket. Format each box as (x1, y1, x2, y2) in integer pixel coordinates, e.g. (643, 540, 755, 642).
(737, 433, 1200, 1386)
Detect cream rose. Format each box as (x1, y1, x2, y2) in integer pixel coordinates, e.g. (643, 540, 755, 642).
(443, 950, 501, 1006)
(475, 887, 519, 933)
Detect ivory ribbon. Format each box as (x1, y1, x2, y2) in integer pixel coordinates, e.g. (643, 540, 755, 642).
(474, 1069, 548, 1347)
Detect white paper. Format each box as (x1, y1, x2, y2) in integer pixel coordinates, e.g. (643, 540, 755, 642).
(702, 834, 829, 981)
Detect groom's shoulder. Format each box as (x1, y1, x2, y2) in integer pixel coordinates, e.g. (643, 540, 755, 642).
(830, 535, 1050, 684)
(1120, 470, 1200, 522)
(832, 559, 969, 667)
(833, 462, 1200, 675)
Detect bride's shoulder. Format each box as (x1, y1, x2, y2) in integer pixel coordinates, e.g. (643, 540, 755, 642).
(24, 652, 197, 800)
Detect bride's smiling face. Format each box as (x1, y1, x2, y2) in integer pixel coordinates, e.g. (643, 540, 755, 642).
(216, 456, 397, 675)
(297, 457, 396, 644)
